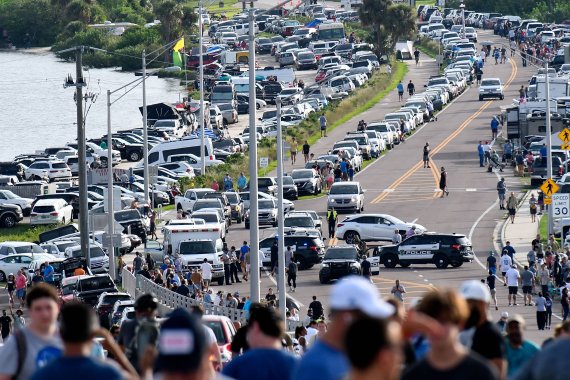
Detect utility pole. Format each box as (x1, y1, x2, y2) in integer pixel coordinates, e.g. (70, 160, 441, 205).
(276, 98, 286, 321)
(248, 8, 260, 302)
(75, 47, 90, 268)
(199, 1, 206, 177)
(142, 50, 150, 206)
(106, 90, 116, 280)
(546, 61, 553, 235)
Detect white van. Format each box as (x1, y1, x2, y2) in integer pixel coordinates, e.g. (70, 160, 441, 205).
(147, 138, 216, 165)
(163, 225, 221, 256)
(178, 238, 225, 285)
(30, 199, 73, 226)
(309, 41, 337, 52)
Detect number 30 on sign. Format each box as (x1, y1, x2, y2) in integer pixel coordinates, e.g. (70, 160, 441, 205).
(552, 193, 570, 217)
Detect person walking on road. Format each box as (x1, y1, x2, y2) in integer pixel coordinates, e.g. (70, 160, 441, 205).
(497, 177, 507, 210)
(327, 208, 338, 238)
(407, 80, 415, 96)
(506, 265, 521, 306)
(288, 259, 298, 292)
(491, 116, 499, 140)
(414, 48, 420, 65)
(487, 251, 497, 275)
(507, 192, 517, 223)
(397, 80, 404, 101)
(423, 142, 430, 168)
(487, 270, 499, 310)
(478, 141, 485, 167)
(521, 265, 535, 306)
(270, 240, 278, 277)
(529, 193, 538, 222)
(500, 251, 513, 285)
(320, 114, 328, 137)
(535, 292, 547, 330)
(302, 140, 310, 163)
(290, 137, 298, 165)
(439, 167, 449, 197)
(391, 280, 406, 302)
(392, 229, 402, 245)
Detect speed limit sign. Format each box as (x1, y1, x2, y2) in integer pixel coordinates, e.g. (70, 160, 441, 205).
(552, 193, 570, 218)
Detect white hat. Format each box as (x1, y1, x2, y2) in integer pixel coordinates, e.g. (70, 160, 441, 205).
(330, 276, 394, 318)
(460, 280, 491, 303)
(501, 311, 509, 319)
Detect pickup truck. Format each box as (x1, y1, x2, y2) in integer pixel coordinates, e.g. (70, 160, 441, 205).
(84, 142, 122, 167)
(530, 156, 563, 186)
(175, 188, 215, 213)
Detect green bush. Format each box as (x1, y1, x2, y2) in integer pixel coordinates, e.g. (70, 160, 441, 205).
(0, 0, 60, 47)
(114, 26, 162, 50)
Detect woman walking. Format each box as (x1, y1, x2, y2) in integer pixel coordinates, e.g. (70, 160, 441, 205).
(5, 273, 15, 307)
(529, 193, 538, 222)
(439, 167, 449, 197)
(507, 192, 517, 223)
(302, 140, 310, 163)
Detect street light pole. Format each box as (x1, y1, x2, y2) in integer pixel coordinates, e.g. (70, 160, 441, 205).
(142, 50, 150, 206)
(248, 8, 260, 302)
(460, 3, 466, 39)
(199, 0, 206, 176)
(106, 90, 116, 280)
(276, 98, 286, 320)
(545, 61, 553, 235)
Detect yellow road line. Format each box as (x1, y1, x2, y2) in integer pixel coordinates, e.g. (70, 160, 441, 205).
(371, 58, 518, 204)
(429, 158, 440, 198)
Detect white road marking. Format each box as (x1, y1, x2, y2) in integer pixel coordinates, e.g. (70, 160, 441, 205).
(466, 188, 477, 192)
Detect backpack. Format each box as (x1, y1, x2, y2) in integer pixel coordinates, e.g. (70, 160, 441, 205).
(12, 329, 26, 380)
(126, 318, 160, 372)
(546, 299, 553, 309)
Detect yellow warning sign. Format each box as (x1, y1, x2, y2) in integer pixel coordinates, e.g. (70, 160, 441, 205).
(544, 196, 552, 205)
(540, 179, 559, 196)
(562, 143, 570, 151)
(559, 128, 570, 143)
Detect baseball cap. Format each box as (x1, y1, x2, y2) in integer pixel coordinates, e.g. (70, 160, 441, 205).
(154, 308, 207, 373)
(507, 314, 525, 326)
(330, 276, 394, 318)
(460, 280, 491, 303)
(501, 311, 509, 319)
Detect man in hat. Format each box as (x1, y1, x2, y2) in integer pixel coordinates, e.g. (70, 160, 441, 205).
(151, 308, 212, 380)
(505, 315, 540, 379)
(497, 311, 509, 333)
(223, 304, 298, 380)
(459, 280, 506, 378)
(295, 276, 395, 380)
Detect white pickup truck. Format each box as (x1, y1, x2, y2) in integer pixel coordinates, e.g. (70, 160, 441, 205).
(84, 142, 122, 167)
(174, 188, 215, 213)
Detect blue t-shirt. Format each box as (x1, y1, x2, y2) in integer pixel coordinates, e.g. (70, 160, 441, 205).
(340, 161, 348, 173)
(30, 356, 122, 380)
(43, 265, 54, 282)
(240, 245, 249, 260)
(295, 341, 349, 380)
(505, 340, 540, 378)
(222, 348, 298, 380)
(478, 144, 484, 155)
(397, 83, 404, 92)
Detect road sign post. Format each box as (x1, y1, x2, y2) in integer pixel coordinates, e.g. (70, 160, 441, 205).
(552, 193, 570, 218)
(260, 157, 269, 175)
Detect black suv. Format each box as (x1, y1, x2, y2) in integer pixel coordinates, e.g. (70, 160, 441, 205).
(0, 162, 25, 181)
(115, 209, 147, 244)
(73, 275, 118, 306)
(319, 245, 361, 284)
(260, 81, 284, 104)
(379, 233, 474, 269)
(95, 292, 132, 328)
(259, 233, 325, 269)
(90, 137, 143, 162)
(0, 204, 23, 228)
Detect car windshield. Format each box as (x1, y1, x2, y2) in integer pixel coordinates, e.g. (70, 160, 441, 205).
(79, 276, 114, 291)
(258, 200, 274, 209)
(284, 217, 313, 227)
(258, 38, 271, 44)
(115, 210, 141, 222)
(56, 242, 77, 251)
(282, 177, 294, 185)
(330, 184, 358, 194)
(193, 200, 221, 210)
(61, 283, 76, 295)
(482, 80, 501, 86)
(179, 241, 216, 255)
(291, 170, 313, 179)
(52, 163, 68, 169)
(204, 321, 227, 344)
(218, 104, 233, 111)
(325, 247, 358, 260)
(225, 193, 239, 203)
(281, 89, 297, 95)
(298, 53, 315, 60)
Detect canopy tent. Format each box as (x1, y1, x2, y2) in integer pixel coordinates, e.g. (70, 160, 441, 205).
(138, 102, 181, 120)
(305, 19, 322, 28)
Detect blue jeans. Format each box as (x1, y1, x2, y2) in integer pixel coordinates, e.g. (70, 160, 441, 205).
(563, 305, 569, 321)
(479, 153, 484, 167)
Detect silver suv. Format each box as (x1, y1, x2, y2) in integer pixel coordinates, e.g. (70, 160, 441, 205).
(327, 181, 365, 212)
(479, 78, 504, 101)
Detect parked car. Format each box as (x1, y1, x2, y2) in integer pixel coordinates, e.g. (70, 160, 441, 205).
(291, 169, 322, 195)
(217, 103, 239, 125)
(30, 199, 73, 225)
(25, 160, 71, 181)
(0, 204, 23, 228)
(327, 181, 364, 213)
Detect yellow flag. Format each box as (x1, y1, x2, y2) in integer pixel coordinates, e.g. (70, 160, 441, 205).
(173, 37, 184, 52)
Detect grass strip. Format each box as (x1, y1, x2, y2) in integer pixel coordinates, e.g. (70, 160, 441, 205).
(0, 224, 58, 243)
(416, 37, 440, 59)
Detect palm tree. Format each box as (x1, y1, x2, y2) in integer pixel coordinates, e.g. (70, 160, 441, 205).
(154, 0, 183, 43)
(386, 4, 416, 49)
(359, 0, 392, 54)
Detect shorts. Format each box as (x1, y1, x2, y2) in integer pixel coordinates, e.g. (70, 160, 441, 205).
(490, 289, 496, 297)
(508, 286, 518, 295)
(16, 288, 25, 299)
(489, 267, 496, 275)
(501, 271, 507, 277)
(423, 154, 429, 162)
(508, 208, 516, 216)
(320, 125, 326, 131)
(522, 285, 532, 294)
(498, 193, 505, 201)
(290, 151, 297, 156)
(203, 279, 211, 286)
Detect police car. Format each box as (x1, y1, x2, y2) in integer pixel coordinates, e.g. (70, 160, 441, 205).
(319, 245, 380, 284)
(377, 233, 473, 269)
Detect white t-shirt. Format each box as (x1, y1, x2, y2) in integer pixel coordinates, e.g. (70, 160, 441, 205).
(500, 255, 513, 273)
(506, 268, 520, 286)
(200, 262, 213, 280)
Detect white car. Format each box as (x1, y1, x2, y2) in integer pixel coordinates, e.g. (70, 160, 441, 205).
(209, 106, 224, 129)
(83, 142, 122, 167)
(335, 214, 426, 242)
(327, 181, 365, 213)
(277, 87, 304, 105)
(0, 253, 56, 282)
(0, 190, 33, 216)
(479, 78, 504, 101)
(0, 242, 45, 257)
(25, 160, 71, 181)
(30, 199, 74, 225)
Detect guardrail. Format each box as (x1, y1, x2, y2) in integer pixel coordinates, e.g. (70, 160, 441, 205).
(121, 267, 305, 331)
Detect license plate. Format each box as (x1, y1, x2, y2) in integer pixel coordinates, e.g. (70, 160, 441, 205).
(42, 215, 50, 219)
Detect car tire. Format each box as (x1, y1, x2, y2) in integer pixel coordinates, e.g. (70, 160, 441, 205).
(400, 262, 411, 268)
(129, 150, 142, 162)
(177, 204, 183, 212)
(0, 271, 5, 282)
(319, 275, 329, 284)
(500, 95, 504, 100)
(434, 254, 449, 269)
(383, 253, 398, 268)
(1, 214, 17, 228)
(61, 217, 65, 225)
(479, 96, 483, 101)
(356, 205, 361, 213)
(345, 231, 360, 241)
(217, 278, 224, 286)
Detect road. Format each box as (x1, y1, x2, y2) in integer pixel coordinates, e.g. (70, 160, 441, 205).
(196, 30, 551, 341)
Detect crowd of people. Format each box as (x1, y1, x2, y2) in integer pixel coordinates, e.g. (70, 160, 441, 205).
(4, 275, 570, 380)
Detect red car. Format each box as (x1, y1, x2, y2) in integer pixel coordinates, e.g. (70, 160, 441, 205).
(187, 53, 220, 68)
(202, 315, 237, 365)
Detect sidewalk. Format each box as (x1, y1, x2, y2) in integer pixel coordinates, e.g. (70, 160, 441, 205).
(501, 190, 541, 267)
